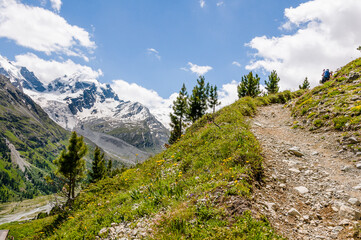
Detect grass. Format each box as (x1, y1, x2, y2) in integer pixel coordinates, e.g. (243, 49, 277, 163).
(0, 92, 296, 240)
(291, 58, 361, 132)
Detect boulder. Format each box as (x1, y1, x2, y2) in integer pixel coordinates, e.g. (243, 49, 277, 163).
(288, 208, 301, 217)
(348, 198, 360, 206)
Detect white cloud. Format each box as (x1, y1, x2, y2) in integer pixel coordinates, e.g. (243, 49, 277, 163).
(111, 79, 177, 128)
(216, 1, 224, 7)
(15, 53, 102, 84)
(200, 0, 205, 8)
(246, 0, 361, 90)
(232, 61, 241, 68)
(184, 62, 213, 75)
(147, 48, 161, 60)
(49, 0, 61, 12)
(0, 0, 95, 58)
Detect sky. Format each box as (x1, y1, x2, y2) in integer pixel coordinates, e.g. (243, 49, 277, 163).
(1, 0, 361, 121)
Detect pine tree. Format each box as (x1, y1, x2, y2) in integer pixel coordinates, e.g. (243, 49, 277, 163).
(169, 84, 188, 144)
(54, 131, 87, 203)
(237, 72, 261, 98)
(188, 76, 209, 122)
(89, 147, 106, 183)
(299, 77, 310, 90)
(208, 85, 221, 113)
(265, 70, 280, 94)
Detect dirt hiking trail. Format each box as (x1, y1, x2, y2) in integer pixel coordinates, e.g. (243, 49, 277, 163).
(251, 104, 361, 240)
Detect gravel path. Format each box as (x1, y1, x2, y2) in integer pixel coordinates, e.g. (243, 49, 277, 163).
(251, 104, 361, 240)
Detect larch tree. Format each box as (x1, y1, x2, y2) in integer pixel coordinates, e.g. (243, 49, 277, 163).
(265, 70, 280, 94)
(188, 76, 209, 122)
(54, 131, 87, 203)
(299, 77, 310, 90)
(208, 85, 221, 113)
(169, 84, 188, 144)
(237, 72, 261, 98)
(89, 146, 106, 183)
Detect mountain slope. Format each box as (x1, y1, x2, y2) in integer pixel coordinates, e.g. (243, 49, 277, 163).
(0, 93, 301, 239)
(0, 75, 68, 202)
(290, 57, 361, 151)
(0, 56, 169, 165)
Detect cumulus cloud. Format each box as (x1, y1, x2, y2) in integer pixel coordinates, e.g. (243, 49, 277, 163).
(49, 0, 61, 12)
(111, 79, 177, 128)
(0, 0, 95, 58)
(200, 0, 205, 8)
(183, 62, 213, 75)
(232, 61, 241, 68)
(246, 0, 361, 90)
(15, 53, 102, 84)
(147, 48, 161, 60)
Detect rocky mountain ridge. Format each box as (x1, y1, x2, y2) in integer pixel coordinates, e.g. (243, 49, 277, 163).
(0, 56, 169, 164)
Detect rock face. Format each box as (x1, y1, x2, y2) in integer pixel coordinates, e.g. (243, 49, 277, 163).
(0, 55, 169, 165)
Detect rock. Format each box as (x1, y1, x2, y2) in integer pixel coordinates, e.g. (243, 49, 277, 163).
(356, 163, 361, 169)
(311, 151, 319, 156)
(289, 168, 301, 173)
(348, 198, 360, 206)
(339, 219, 351, 226)
(288, 147, 304, 157)
(99, 228, 108, 235)
(279, 183, 286, 188)
(294, 186, 309, 194)
(341, 165, 353, 172)
(353, 185, 361, 190)
(339, 205, 361, 220)
(348, 71, 360, 81)
(288, 208, 301, 217)
(356, 152, 361, 157)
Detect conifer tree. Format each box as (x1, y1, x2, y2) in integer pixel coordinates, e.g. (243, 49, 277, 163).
(265, 70, 280, 94)
(188, 76, 209, 122)
(169, 84, 188, 144)
(299, 77, 310, 90)
(54, 131, 87, 202)
(237, 72, 261, 98)
(89, 147, 106, 183)
(107, 159, 113, 176)
(208, 85, 221, 113)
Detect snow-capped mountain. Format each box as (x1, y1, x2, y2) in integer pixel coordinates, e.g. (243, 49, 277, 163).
(0, 55, 169, 165)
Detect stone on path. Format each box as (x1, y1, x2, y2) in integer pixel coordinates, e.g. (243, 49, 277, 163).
(341, 165, 353, 172)
(353, 185, 361, 190)
(289, 168, 301, 173)
(356, 163, 361, 169)
(339, 205, 361, 220)
(294, 186, 309, 194)
(288, 147, 304, 157)
(288, 208, 301, 217)
(348, 198, 360, 206)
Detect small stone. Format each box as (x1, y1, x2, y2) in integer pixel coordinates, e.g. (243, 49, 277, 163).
(356, 152, 361, 157)
(341, 165, 353, 172)
(279, 183, 286, 188)
(294, 186, 309, 194)
(353, 185, 361, 190)
(99, 228, 108, 235)
(111, 222, 117, 227)
(289, 147, 304, 157)
(339, 205, 361, 220)
(288, 208, 301, 217)
(339, 219, 350, 226)
(348, 198, 360, 206)
(289, 168, 301, 173)
(356, 163, 361, 169)
(311, 151, 319, 156)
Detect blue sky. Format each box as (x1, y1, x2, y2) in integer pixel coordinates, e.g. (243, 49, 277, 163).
(0, 0, 360, 123)
(1, 0, 306, 97)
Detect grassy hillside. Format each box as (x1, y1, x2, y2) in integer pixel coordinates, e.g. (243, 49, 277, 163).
(0, 75, 69, 202)
(290, 58, 361, 150)
(0, 91, 302, 240)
